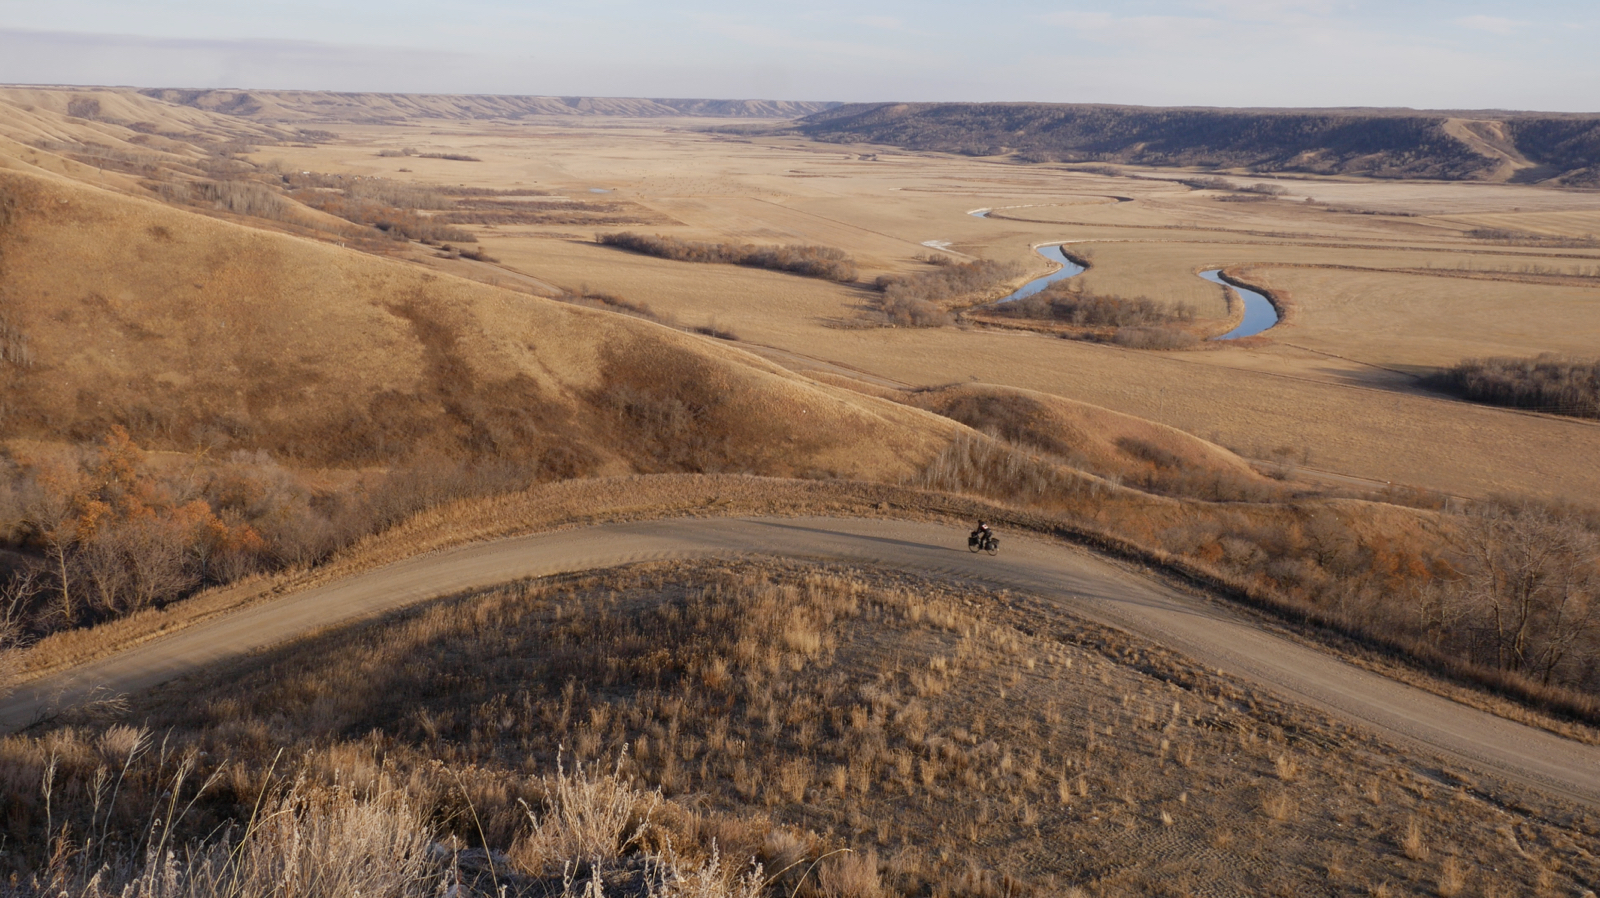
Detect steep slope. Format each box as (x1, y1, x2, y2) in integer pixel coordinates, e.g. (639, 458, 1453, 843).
(1441, 118, 1538, 182)
(1504, 117, 1600, 186)
(795, 102, 1600, 181)
(0, 164, 955, 479)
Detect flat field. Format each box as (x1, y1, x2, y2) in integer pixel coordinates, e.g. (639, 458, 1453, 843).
(233, 116, 1600, 500)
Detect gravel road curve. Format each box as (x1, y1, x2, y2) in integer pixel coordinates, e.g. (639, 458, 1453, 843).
(3, 517, 1596, 805)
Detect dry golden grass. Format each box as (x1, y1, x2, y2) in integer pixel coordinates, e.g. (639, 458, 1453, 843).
(13, 560, 1598, 895)
(2, 93, 1598, 733)
(217, 115, 1596, 503)
(0, 165, 961, 480)
(892, 382, 1272, 491)
(7, 95, 1598, 499)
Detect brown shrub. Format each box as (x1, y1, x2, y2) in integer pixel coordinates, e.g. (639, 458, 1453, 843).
(992, 284, 1195, 329)
(598, 232, 858, 282)
(1110, 326, 1200, 351)
(874, 259, 1022, 307)
(1430, 354, 1600, 419)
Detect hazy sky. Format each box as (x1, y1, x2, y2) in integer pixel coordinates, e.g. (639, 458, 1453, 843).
(0, 0, 1595, 110)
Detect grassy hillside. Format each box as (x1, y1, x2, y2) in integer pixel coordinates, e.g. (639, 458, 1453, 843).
(809, 377, 1272, 499)
(794, 103, 1600, 182)
(0, 166, 954, 476)
(0, 159, 963, 640)
(6, 561, 1596, 895)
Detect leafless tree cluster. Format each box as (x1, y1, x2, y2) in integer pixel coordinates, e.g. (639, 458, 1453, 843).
(874, 258, 1020, 304)
(192, 180, 290, 219)
(0, 431, 540, 643)
(989, 283, 1196, 328)
(1182, 176, 1288, 196)
(1432, 354, 1600, 419)
(1441, 502, 1600, 687)
(598, 232, 858, 282)
(288, 177, 478, 243)
(64, 96, 103, 121)
(871, 258, 1023, 327)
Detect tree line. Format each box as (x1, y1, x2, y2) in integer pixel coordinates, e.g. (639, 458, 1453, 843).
(1431, 354, 1600, 419)
(872, 257, 1024, 327)
(598, 232, 857, 282)
(986, 282, 1196, 328)
(0, 429, 536, 642)
(796, 103, 1503, 179)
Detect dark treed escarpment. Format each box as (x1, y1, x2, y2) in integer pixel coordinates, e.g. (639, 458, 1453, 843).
(1503, 118, 1600, 186)
(794, 103, 1600, 181)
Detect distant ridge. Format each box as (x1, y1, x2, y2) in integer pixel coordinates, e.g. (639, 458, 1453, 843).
(794, 102, 1600, 185)
(139, 89, 839, 122)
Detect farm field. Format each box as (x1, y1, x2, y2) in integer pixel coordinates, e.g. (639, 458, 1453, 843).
(220, 113, 1600, 500)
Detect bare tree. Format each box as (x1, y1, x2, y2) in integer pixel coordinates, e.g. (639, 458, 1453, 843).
(123, 519, 198, 609)
(1451, 503, 1600, 685)
(79, 532, 133, 614)
(0, 569, 42, 692)
(21, 476, 84, 625)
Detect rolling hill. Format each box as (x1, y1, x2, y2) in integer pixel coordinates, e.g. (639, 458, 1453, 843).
(0, 161, 952, 478)
(139, 88, 840, 123)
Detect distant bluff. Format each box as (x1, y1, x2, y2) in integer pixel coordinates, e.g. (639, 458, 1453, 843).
(793, 102, 1600, 185)
(139, 89, 840, 123)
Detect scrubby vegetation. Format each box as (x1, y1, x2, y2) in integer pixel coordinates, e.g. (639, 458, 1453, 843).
(985, 284, 1195, 329)
(4, 561, 1595, 895)
(870, 259, 1024, 327)
(904, 427, 1600, 717)
(0, 429, 542, 640)
(1180, 177, 1287, 196)
(1503, 118, 1600, 186)
(1430, 354, 1600, 419)
(0, 730, 798, 896)
(971, 281, 1199, 349)
(597, 232, 858, 282)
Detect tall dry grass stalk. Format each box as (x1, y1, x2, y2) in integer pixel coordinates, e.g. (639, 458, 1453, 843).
(10, 756, 780, 898)
(114, 783, 435, 898)
(512, 754, 658, 875)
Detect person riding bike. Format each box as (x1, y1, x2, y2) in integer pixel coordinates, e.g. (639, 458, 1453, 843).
(968, 521, 998, 554)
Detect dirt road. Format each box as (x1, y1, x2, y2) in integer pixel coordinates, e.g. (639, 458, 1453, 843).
(3, 517, 1596, 805)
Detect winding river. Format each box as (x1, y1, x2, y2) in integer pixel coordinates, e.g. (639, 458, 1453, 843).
(963, 209, 1278, 336)
(1199, 270, 1279, 339)
(1000, 244, 1087, 302)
